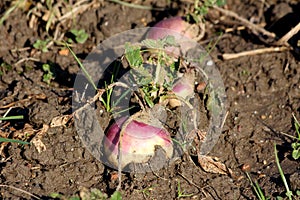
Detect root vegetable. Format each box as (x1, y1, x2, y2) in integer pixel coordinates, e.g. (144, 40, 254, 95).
(148, 16, 198, 40)
(169, 70, 195, 107)
(104, 113, 173, 169)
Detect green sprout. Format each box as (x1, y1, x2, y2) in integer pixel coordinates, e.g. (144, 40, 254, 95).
(70, 29, 89, 44)
(33, 39, 51, 52)
(42, 63, 55, 84)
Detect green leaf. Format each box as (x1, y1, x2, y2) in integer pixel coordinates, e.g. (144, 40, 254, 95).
(144, 92, 154, 108)
(142, 39, 163, 49)
(42, 63, 55, 84)
(292, 148, 300, 160)
(161, 35, 176, 46)
(70, 29, 89, 44)
(125, 43, 143, 67)
(89, 188, 108, 199)
(216, 0, 226, 6)
(110, 191, 122, 200)
(142, 36, 177, 49)
(69, 197, 80, 200)
(291, 142, 300, 160)
(170, 59, 180, 72)
(49, 192, 62, 198)
(42, 63, 51, 72)
(33, 39, 50, 52)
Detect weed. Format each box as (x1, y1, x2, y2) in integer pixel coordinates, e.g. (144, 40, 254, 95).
(140, 185, 156, 197)
(274, 144, 293, 200)
(69, 29, 89, 44)
(246, 136, 300, 199)
(99, 62, 121, 112)
(124, 36, 180, 108)
(66, 43, 97, 90)
(0, 62, 12, 76)
(33, 39, 51, 52)
(42, 63, 55, 84)
(291, 113, 300, 160)
(176, 180, 194, 198)
(110, 191, 122, 200)
(187, 0, 226, 22)
(245, 172, 270, 200)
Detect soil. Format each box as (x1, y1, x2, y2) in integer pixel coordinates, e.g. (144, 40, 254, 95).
(0, 0, 300, 199)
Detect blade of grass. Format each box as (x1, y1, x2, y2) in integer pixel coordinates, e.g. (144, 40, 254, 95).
(112, 89, 131, 108)
(0, 116, 24, 120)
(292, 113, 300, 138)
(245, 172, 267, 200)
(0, 137, 30, 145)
(0, 0, 23, 25)
(274, 144, 293, 200)
(112, 105, 135, 116)
(65, 42, 97, 90)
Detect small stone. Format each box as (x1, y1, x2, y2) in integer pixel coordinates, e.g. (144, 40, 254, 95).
(261, 115, 267, 120)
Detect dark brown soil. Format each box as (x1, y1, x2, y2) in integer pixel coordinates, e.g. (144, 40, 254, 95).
(0, 0, 299, 199)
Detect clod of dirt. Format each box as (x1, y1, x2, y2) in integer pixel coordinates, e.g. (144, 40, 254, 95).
(29, 101, 60, 127)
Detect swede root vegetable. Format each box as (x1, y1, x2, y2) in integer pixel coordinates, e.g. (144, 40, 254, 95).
(169, 69, 195, 108)
(172, 69, 195, 100)
(104, 112, 173, 169)
(147, 16, 198, 107)
(148, 16, 198, 40)
(147, 16, 203, 41)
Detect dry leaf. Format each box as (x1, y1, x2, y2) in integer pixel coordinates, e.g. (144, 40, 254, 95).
(13, 123, 34, 139)
(197, 154, 232, 175)
(32, 124, 49, 153)
(50, 115, 72, 127)
(31, 137, 46, 153)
